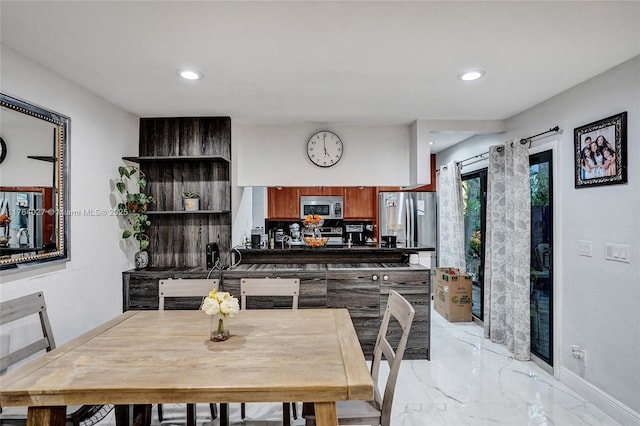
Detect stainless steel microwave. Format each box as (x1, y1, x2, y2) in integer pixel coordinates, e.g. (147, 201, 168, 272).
(300, 196, 343, 220)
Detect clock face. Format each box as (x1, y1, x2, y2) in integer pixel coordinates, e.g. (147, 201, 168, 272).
(0, 137, 6, 165)
(307, 131, 343, 167)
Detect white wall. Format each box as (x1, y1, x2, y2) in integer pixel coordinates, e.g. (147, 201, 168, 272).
(233, 123, 411, 187)
(438, 56, 640, 422)
(0, 47, 139, 345)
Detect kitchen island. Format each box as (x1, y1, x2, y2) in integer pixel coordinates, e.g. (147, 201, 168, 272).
(122, 260, 431, 359)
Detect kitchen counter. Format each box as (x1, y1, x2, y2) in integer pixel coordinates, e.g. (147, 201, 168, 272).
(237, 246, 434, 264)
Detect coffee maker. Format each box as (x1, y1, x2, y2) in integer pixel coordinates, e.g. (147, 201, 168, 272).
(345, 224, 364, 245)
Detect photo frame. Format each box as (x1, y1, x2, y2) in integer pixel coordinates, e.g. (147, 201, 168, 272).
(574, 111, 627, 188)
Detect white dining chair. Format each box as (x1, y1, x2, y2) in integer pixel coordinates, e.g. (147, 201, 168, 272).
(0, 292, 114, 426)
(157, 278, 219, 426)
(239, 277, 300, 426)
(304, 289, 415, 426)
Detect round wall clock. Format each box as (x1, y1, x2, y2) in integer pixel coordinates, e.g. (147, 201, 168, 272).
(0, 137, 6, 164)
(307, 131, 343, 167)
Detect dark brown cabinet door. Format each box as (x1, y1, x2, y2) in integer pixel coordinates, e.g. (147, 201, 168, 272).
(298, 186, 343, 196)
(267, 187, 300, 219)
(343, 187, 376, 219)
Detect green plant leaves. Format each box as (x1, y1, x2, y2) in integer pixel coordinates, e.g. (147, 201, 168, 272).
(116, 165, 153, 252)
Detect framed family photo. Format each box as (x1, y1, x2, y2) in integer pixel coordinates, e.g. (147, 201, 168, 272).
(574, 111, 627, 188)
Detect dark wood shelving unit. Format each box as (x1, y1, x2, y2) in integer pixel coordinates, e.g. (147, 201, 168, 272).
(126, 116, 232, 269)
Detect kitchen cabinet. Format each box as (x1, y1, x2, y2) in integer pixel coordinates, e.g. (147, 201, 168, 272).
(267, 187, 299, 219)
(343, 186, 376, 219)
(124, 117, 232, 269)
(268, 186, 377, 221)
(379, 270, 430, 359)
(298, 186, 343, 196)
(326, 270, 381, 356)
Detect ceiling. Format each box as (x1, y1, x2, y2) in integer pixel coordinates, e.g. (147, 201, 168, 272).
(2, 1, 639, 153)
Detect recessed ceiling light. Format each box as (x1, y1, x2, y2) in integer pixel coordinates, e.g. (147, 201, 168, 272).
(458, 70, 485, 81)
(429, 141, 434, 145)
(176, 69, 204, 80)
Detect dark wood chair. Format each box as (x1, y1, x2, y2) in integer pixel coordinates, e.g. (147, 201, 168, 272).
(0, 292, 114, 426)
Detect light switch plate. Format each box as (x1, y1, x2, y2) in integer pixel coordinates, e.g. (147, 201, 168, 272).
(605, 243, 631, 263)
(578, 240, 592, 257)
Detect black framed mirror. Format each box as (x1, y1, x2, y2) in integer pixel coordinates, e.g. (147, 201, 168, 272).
(0, 93, 69, 270)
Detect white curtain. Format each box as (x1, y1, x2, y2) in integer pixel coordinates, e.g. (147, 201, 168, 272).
(437, 161, 465, 269)
(484, 139, 531, 361)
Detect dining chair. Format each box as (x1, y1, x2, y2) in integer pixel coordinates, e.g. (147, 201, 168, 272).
(239, 277, 300, 426)
(303, 289, 416, 426)
(0, 292, 114, 426)
(157, 278, 219, 426)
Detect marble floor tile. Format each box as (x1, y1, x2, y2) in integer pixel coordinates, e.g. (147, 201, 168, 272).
(94, 307, 620, 425)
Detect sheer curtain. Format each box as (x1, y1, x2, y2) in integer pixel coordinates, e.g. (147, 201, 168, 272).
(484, 139, 531, 360)
(437, 161, 465, 269)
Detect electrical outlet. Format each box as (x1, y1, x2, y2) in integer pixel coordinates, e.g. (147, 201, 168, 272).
(570, 345, 587, 367)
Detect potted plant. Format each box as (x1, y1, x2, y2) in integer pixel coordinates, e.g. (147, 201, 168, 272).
(116, 166, 155, 268)
(182, 189, 200, 211)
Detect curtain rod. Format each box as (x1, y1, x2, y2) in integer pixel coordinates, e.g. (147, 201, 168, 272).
(436, 125, 560, 172)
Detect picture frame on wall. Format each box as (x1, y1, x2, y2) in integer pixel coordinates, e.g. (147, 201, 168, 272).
(574, 111, 627, 188)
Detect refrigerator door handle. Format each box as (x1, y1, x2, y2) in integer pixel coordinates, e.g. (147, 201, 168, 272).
(407, 197, 414, 247)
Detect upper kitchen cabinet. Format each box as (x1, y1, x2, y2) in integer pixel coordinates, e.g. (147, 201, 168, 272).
(126, 117, 232, 269)
(298, 187, 343, 196)
(343, 187, 376, 219)
(267, 187, 300, 219)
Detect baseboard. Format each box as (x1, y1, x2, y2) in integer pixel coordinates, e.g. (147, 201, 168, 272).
(559, 366, 640, 426)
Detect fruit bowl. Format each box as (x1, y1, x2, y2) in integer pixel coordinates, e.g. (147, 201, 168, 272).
(304, 236, 328, 247)
(303, 214, 324, 228)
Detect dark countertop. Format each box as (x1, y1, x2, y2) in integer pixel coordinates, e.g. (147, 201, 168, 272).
(225, 262, 428, 272)
(236, 246, 434, 264)
(123, 262, 429, 275)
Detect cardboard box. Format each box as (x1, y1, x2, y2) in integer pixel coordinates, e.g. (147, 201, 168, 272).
(434, 267, 473, 322)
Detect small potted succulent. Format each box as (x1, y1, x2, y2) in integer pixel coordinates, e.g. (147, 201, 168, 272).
(182, 189, 200, 211)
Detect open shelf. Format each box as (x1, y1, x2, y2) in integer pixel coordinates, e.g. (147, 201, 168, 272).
(122, 155, 229, 163)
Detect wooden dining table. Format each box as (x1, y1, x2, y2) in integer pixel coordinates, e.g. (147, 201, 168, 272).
(0, 309, 373, 426)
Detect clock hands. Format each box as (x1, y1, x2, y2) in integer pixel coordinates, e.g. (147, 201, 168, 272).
(323, 134, 329, 157)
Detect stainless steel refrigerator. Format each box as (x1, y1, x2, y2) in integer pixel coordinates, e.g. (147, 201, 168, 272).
(378, 192, 437, 248)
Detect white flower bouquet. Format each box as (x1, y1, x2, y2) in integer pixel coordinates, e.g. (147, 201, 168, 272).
(201, 289, 239, 341)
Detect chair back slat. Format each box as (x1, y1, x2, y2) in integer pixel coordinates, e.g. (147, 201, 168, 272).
(0, 292, 56, 373)
(240, 278, 300, 310)
(158, 278, 219, 311)
(371, 290, 415, 426)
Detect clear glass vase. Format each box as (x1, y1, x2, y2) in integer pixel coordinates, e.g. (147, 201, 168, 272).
(210, 314, 230, 342)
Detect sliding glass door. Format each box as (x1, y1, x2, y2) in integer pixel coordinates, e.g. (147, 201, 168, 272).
(462, 171, 487, 320)
(461, 150, 554, 366)
(530, 151, 553, 365)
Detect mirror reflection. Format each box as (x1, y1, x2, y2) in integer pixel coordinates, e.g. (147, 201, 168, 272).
(0, 93, 69, 270)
